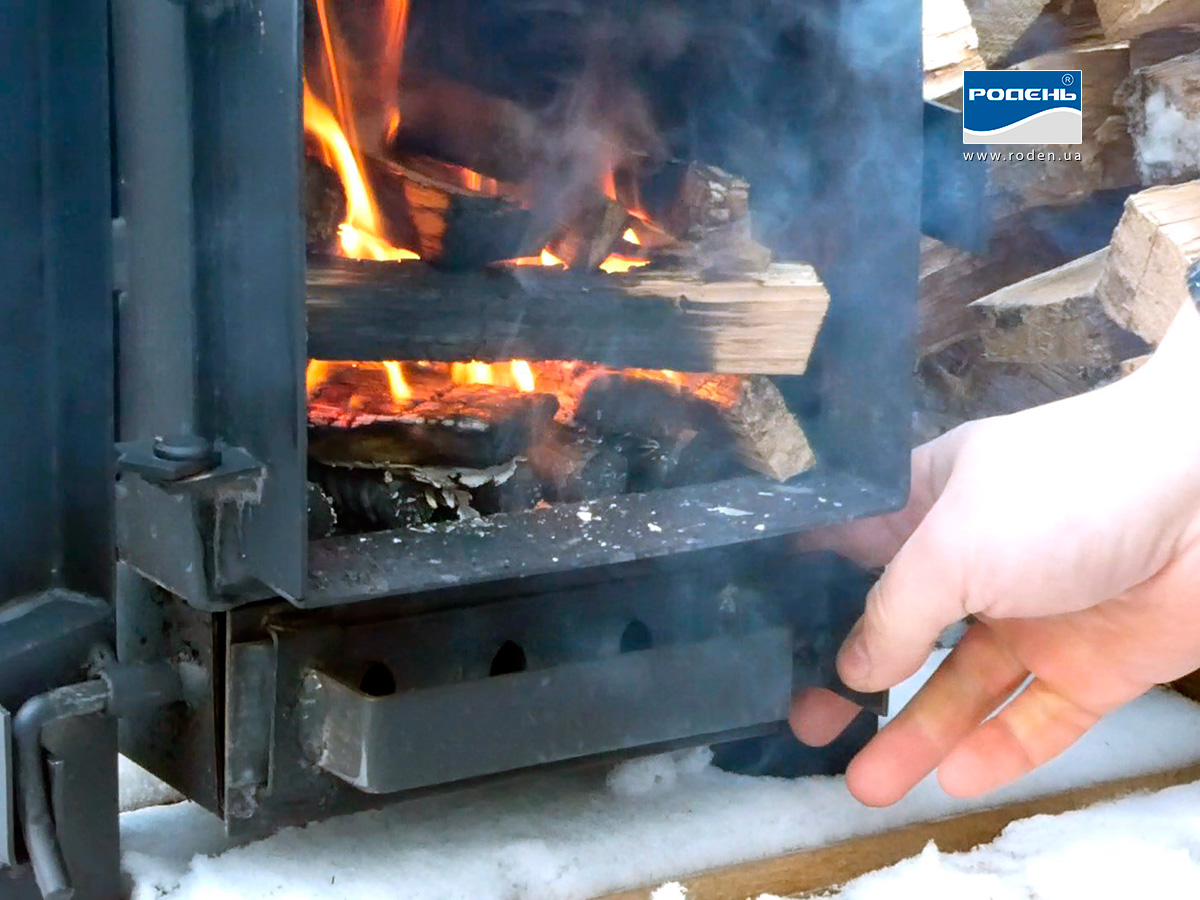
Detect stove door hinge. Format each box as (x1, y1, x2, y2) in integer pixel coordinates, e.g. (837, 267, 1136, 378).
(115, 434, 263, 495)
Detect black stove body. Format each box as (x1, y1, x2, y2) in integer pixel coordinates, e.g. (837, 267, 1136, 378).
(0, 1, 981, 897)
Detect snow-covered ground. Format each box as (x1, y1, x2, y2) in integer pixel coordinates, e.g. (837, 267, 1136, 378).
(119, 653, 1200, 900)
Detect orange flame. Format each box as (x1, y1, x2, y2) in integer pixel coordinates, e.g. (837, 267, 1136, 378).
(599, 254, 650, 274)
(382, 361, 412, 403)
(622, 227, 641, 246)
(305, 1, 418, 262)
(380, 0, 411, 139)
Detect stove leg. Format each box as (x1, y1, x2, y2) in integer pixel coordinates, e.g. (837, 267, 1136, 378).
(4, 714, 122, 900)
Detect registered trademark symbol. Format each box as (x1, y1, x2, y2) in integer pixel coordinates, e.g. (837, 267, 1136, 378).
(1062, 73, 1074, 85)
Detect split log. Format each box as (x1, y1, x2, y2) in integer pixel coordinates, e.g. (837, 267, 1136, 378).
(1128, 25, 1200, 69)
(577, 373, 816, 484)
(618, 161, 772, 275)
(919, 220, 1075, 355)
(964, 0, 1052, 63)
(307, 258, 831, 376)
(992, 46, 1138, 208)
(305, 155, 347, 253)
(1096, 180, 1200, 344)
(1095, 0, 1200, 40)
(970, 249, 1149, 365)
(547, 198, 630, 271)
(308, 384, 559, 469)
(924, 0, 985, 100)
(1117, 49, 1200, 183)
(920, 337, 1117, 421)
(362, 154, 537, 270)
(692, 375, 817, 482)
(525, 426, 629, 502)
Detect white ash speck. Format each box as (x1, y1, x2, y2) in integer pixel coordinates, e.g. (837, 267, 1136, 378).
(577, 509, 594, 523)
(833, 501, 843, 508)
(817, 496, 827, 503)
(754, 524, 766, 531)
(551, 557, 559, 563)
(708, 506, 752, 517)
(392, 537, 402, 544)
(757, 492, 774, 497)
(647, 523, 663, 533)
(599, 542, 607, 548)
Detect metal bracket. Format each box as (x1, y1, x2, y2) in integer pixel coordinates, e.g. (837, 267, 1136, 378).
(116, 437, 263, 494)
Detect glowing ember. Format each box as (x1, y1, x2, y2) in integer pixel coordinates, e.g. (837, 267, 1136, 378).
(622, 228, 641, 246)
(599, 254, 650, 274)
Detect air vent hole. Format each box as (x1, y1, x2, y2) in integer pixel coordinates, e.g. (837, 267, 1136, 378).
(490, 640, 527, 676)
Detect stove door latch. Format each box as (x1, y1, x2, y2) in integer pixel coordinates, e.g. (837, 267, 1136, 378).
(115, 434, 263, 493)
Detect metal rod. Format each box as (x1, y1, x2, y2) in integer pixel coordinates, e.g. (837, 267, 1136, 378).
(12, 665, 183, 900)
(13, 682, 109, 900)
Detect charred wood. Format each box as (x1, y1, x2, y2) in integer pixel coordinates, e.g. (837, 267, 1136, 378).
(362, 154, 537, 269)
(308, 383, 559, 469)
(470, 461, 544, 515)
(525, 425, 629, 502)
(305, 154, 347, 253)
(315, 465, 440, 531)
(306, 481, 338, 539)
(306, 258, 830, 376)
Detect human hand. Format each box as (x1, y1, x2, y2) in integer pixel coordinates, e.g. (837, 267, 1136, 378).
(791, 303, 1200, 806)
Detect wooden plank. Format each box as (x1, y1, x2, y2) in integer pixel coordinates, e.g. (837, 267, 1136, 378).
(598, 764, 1200, 900)
(306, 258, 831, 376)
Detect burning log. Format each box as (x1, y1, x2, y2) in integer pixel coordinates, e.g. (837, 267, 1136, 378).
(305, 154, 347, 253)
(308, 383, 559, 469)
(361, 154, 537, 270)
(577, 373, 816, 485)
(620, 161, 772, 275)
(307, 259, 831, 376)
(525, 425, 629, 502)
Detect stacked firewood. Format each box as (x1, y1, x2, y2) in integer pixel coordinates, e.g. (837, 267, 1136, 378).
(917, 0, 1200, 440)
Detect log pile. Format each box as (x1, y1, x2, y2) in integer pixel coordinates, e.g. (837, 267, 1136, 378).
(915, 0, 1200, 437)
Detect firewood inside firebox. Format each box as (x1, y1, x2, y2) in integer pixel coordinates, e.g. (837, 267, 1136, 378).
(305, 360, 819, 535)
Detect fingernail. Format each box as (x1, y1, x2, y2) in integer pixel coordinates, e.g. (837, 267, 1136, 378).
(838, 620, 871, 687)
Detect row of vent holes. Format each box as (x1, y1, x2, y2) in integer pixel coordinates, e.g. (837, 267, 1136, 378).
(357, 620, 654, 696)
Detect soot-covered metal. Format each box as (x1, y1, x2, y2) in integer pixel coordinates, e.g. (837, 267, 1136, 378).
(0, 0, 946, 896)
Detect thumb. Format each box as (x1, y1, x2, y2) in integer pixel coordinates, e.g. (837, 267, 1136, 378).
(838, 510, 968, 693)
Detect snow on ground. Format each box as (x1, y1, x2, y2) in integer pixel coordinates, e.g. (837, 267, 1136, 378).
(772, 780, 1200, 900)
(119, 652, 1200, 900)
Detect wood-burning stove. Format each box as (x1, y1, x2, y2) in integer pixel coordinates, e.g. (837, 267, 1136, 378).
(0, 1, 982, 897)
